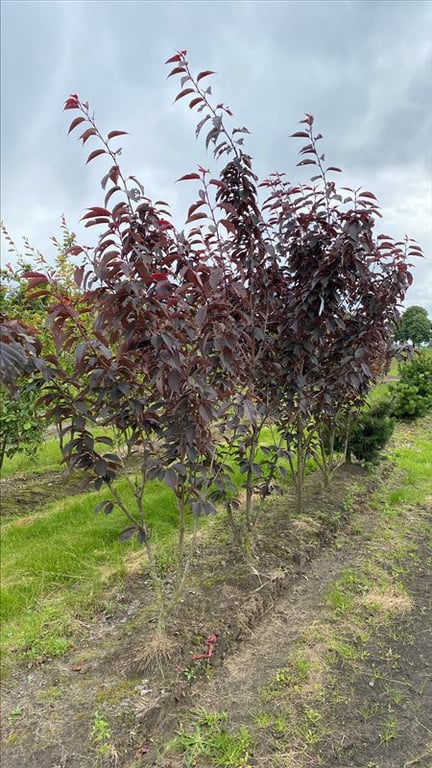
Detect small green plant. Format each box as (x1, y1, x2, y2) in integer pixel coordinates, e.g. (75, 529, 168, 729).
(36, 686, 62, 704)
(91, 710, 112, 756)
(7, 705, 23, 724)
(295, 656, 311, 680)
(183, 665, 198, 682)
(359, 701, 381, 722)
(327, 638, 365, 663)
(297, 706, 326, 745)
(272, 715, 288, 734)
(347, 399, 395, 464)
(169, 709, 253, 767)
(326, 584, 355, 614)
(378, 715, 398, 746)
(252, 711, 272, 728)
(273, 668, 292, 686)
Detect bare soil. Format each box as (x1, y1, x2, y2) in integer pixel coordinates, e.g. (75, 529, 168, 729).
(1, 449, 431, 768)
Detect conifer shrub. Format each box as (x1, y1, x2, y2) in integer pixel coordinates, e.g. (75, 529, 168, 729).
(390, 352, 432, 420)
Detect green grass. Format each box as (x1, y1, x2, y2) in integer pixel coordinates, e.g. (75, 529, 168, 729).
(1, 426, 122, 478)
(1, 437, 62, 477)
(0, 475, 179, 671)
(168, 709, 254, 767)
(2, 408, 430, 683)
(0, 423, 291, 674)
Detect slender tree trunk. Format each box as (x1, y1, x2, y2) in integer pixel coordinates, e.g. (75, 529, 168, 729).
(295, 415, 304, 514)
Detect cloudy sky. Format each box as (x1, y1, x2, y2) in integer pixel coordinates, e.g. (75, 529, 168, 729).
(1, 0, 431, 313)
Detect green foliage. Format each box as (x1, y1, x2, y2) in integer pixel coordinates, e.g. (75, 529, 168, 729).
(390, 352, 432, 420)
(347, 399, 395, 464)
(91, 711, 112, 756)
(169, 709, 253, 767)
(390, 383, 428, 420)
(0, 379, 44, 470)
(395, 305, 432, 347)
(326, 399, 395, 465)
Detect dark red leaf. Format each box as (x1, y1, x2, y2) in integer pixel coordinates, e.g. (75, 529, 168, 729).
(82, 207, 111, 219)
(187, 212, 208, 223)
(165, 52, 186, 64)
(185, 268, 203, 287)
(27, 276, 48, 289)
(67, 245, 84, 256)
(118, 526, 140, 542)
(80, 128, 98, 144)
(290, 131, 309, 138)
(196, 70, 216, 82)
(74, 266, 84, 288)
(112, 201, 128, 216)
(189, 97, 204, 109)
(107, 130, 128, 140)
(220, 219, 236, 234)
(25, 289, 50, 300)
(86, 149, 106, 164)
(64, 94, 79, 110)
(358, 191, 378, 200)
(84, 218, 110, 228)
(22, 271, 48, 280)
(296, 159, 317, 166)
(174, 88, 195, 102)
(158, 219, 174, 230)
(167, 66, 187, 78)
(187, 201, 206, 217)
(176, 173, 201, 182)
(67, 116, 86, 134)
(104, 186, 122, 206)
(326, 166, 342, 173)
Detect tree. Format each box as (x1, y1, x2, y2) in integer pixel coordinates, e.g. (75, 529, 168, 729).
(0, 378, 44, 471)
(0, 222, 85, 456)
(259, 117, 419, 503)
(395, 305, 432, 347)
(0, 263, 46, 467)
(3, 51, 421, 648)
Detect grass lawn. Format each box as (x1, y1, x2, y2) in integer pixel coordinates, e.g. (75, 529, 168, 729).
(0, 476, 179, 672)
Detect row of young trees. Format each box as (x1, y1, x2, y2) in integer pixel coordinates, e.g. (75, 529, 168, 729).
(0, 51, 424, 630)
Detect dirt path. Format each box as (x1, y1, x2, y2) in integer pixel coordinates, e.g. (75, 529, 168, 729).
(169, 536, 368, 731)
(150, 495, 431, 768)
(155, 514, 431, 767)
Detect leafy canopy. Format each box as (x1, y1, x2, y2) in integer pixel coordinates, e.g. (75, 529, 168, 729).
(395, 305, 432, 346)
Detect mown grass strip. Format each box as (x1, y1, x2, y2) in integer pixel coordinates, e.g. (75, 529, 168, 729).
(0, 476, 179, 673)
(1, 437, 62, 477)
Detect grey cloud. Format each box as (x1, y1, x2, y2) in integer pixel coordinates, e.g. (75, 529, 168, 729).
(1, 0, 431, 313)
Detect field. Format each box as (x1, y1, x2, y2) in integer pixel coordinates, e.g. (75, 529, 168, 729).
(1, 412, 431, 768)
